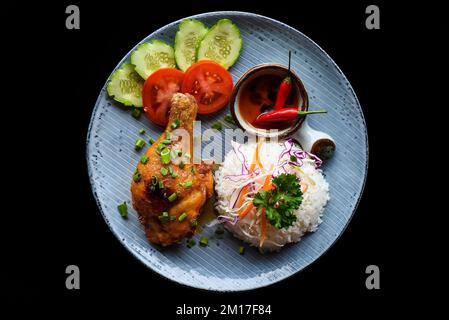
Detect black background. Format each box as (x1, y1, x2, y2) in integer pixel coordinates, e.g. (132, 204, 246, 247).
(2, 0, 446, 313)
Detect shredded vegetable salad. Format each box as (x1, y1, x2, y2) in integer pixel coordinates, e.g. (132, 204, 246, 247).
(209, 139, 323, 232)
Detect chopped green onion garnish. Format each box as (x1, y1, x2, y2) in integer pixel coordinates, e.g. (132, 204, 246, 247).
(162, 139, 171, 145)
(170, 215, 177, 221)
(133, 170, 141, 183)
(186, 238, 196, 248)
(150, 175, 158, 185)
(290, 155, 297, 162)
(158, 211, 169, 221)
(178, 150, 183, 156)
(158, 180, 164, 189)
(131, 108, 141, 118)
(160, 167, 168, 176)
(117, 202, 128, 219)
(180, 181, 192, 188)
(166, 167, 175, 178)
(239, 246, 245, 255)
(215, 227, 225, 235)
(168, 166, 178, 178)
(191, 166, 196, 174)
(190, 219, 198, 227)
(178, 212, 187, 221)
(199, 236, 209, 246)
(149, 138, 156, 145)
(147, 176, 158, 193)
(135, 139, 146, 151)
(139, 128, 145, 134)
(171, 118, 180, 129)
(211, 122, 222, 130)
(160, 148, 171, 164)
(179, 161, 185, 169)
(224, 114, 236, 125)
(168, 193, 178, 202)
(140, 155, 149, 164)
(166, 132, 172, 140)
(156, 144, 165, 154)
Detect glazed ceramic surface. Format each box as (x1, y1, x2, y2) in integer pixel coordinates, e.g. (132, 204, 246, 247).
(87, 11, 368, 291)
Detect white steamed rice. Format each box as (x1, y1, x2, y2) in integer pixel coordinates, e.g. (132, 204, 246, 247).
(214, 141, 330, 252)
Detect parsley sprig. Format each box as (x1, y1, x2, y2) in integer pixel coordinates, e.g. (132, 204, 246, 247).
(252, 173, 303, 229)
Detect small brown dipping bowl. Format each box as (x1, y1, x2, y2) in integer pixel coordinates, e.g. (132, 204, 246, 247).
(230, 64, 309, 138)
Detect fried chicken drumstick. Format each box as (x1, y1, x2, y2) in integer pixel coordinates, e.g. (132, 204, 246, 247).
(131, 93, 214, 246)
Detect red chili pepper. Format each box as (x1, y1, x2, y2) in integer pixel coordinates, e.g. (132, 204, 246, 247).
(274, 76, 292, 110)
(253, 108, 327, 125)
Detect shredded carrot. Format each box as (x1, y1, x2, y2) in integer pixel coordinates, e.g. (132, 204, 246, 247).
(236, 185, 250, 208)
(248, 141, 260, 171)
(260, 208, 267, 246)
(261, 169, 273, 190)
(239, 202, 254, 219)
(248, 161, 256, 173)
(258, 166, 274, 246)
(239, 169, 273, 219)
(255, 138, 265, 170)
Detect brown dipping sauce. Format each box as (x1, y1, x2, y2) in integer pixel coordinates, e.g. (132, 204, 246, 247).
(238, 74, 299, 130)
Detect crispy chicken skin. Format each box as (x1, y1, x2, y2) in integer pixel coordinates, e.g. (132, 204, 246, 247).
(131, 93, 213, 246)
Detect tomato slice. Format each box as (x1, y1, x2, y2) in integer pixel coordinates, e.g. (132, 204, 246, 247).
(142, 68, 185, 126)
(181, 60, 233, 114)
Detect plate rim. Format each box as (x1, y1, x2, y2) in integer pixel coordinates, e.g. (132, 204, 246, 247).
(86, 10, 369, 292)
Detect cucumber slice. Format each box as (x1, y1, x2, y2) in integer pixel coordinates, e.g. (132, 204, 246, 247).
(174, 19, 208, 71)
(107, 63, 144, 107)
(197, 19, 243, 69)
(131, 40, 176, 79)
